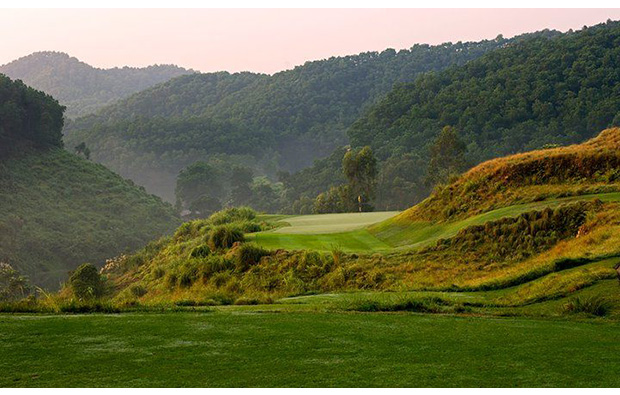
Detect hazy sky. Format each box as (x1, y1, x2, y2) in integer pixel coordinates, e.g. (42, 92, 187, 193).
(1, 8, 620, 74)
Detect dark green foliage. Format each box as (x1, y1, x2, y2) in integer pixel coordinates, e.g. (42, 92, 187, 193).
(68, 263, 104, 300)
(426, 126, 468, 187)
(74, 142, 90, 160)
(208, 225, 245, 250)
(176, 161, 223, 215)
(64, 36, 520, 200)
(129, 284, 148, 297)
(344, 296, 455, 313)
(58, 300, 120, 314)
(209, 207, 257, 225)
(313, 185, 357, 214)
(563, 295, 612, 316)
(342, 146, 378, 210)
(0, 51, 192, 118)
(427, 201, 595, 261)
(0, 263, 30, 301)
(189, 245, 212, 259)
(0, 74, 65, 152)
(312, 146, 378, 214)
(349, 21, 620, 172)
(234, 243, 270, 272)
(0, 148, 180, 289)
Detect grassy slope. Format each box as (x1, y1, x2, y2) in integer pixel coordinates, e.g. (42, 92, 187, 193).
(248, 193, 620, 252)
(248, 211, 398, 252)
(0, 148, 180, 289)
(1, 312, 619, 387)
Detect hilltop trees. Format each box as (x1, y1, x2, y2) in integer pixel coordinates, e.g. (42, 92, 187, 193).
(64, 36, 517, 201)
(349, 21, 620, 164)
(0, 74, 65, 152)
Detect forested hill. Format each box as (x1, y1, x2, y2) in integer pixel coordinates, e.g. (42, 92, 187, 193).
(0, 74, 180, 289)
(348, 20, 620, 163)
(64, 34, 529, 201)
(0, 51, 193, 118)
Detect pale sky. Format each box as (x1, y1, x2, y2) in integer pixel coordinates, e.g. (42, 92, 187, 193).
(1, 8, 620, 74)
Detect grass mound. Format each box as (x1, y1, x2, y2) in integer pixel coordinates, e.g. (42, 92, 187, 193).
(397, 128, 620, 223)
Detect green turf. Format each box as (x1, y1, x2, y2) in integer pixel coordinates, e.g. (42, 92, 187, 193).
(371, 191, 620, 249)
(1, 312, 619, 387)
(249, 193, 620, 252)
(272, 211, 400, 234)
(248, 228, 392, 252)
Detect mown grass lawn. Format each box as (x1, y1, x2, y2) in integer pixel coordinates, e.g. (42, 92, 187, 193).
(1, 311, 619, 387)
(250, 192, 620, 253)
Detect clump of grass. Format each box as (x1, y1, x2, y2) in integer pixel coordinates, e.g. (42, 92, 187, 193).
(130, 284, 148, 297)
(341, 295, 463, 314)
(208, 225, 245, 250)
(233, 243, 270, 272)
(58, 300, 121, 314)
(209, 207, 257, 225)
(563, 295, 612, 317)
(234, 295, 274, 305)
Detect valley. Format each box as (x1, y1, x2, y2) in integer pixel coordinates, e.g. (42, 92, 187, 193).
(1, 12, 620, 389)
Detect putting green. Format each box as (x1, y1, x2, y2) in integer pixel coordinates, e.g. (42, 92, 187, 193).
(272, 211, 400, 234)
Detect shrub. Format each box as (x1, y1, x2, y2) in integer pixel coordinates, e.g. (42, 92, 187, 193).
(234, 243, 270, 272)
(563, 295, 612, 316)
(208, 225, 245, 250)
(165, 273, 178, 289)
(189, 244, 211, 259)
(130, 284, 148, 297)
(209, 207, 257, 225)
(179, 269, 197, 288)
(68, 263, 104, 300)
(59, 300, 120, 314)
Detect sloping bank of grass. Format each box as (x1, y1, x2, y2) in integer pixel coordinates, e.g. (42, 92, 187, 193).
(249, 193, 620, 252)
(1, 312, 619, 387)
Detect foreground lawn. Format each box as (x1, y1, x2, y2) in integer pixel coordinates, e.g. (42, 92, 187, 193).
(1, 312, 619, 387)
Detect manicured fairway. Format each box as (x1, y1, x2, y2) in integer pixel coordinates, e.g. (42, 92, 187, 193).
(248, 211, 398, 251)
(272, 211, 400, 234)
(250, 192, 620, 252)
(1, 312, 619, 387)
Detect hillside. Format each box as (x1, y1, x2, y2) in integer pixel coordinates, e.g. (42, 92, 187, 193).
(63, 36, 523, 201)
(94, 129, 620, 318)
(348, 20, 620, 164)
(272, 22, 620, 213)
(0, 51, 193, 118)
(0, 74, 180, 289)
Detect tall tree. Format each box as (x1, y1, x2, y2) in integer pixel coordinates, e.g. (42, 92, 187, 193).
(175, 162, 223, 215)
(342, 146, 378, 211)
(229, 166, 254, 206)
(426, 126, 467, 187)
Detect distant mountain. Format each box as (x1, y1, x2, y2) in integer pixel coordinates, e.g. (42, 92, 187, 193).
(0, 74, 180, 289)
(64, 35, 524, 201)
(0, 51, 193, 118)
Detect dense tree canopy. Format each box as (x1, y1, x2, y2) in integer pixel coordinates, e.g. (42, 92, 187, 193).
(0, 74, 65, 153)
(64, 36, 521, 201)
(349, 21, 620, 163)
